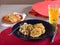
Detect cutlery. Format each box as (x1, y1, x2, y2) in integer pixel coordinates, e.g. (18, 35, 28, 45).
(8, 25, 20, 36)
(51, 27, 58, 43)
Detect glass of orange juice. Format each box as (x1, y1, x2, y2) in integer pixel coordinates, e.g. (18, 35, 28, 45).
(48, 5, 59, 32)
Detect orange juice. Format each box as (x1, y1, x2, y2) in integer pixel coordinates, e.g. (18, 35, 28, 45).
(48, 8, 59, 25)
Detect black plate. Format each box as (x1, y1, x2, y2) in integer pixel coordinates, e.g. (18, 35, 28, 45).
(12, 19, 54, 40)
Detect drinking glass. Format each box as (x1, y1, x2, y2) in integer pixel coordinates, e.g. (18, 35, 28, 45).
(48, 5, 59, 32)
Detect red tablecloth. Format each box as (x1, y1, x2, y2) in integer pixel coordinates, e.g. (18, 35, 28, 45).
(0, 24, 60, 45)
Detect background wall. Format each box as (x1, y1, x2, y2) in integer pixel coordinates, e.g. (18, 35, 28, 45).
(0, 0, 44, 4)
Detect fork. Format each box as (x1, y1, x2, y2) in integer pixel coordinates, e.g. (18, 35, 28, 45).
(51, 27, 58, 43)
(8, 26, 20, 36)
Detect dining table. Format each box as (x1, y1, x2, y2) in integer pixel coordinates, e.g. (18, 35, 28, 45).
(0, 1, 60, 45)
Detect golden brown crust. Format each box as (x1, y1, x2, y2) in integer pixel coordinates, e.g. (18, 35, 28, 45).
(30, 28, 42, 38)
(34, 23, 45, 29)
(30, 23, 46, 38)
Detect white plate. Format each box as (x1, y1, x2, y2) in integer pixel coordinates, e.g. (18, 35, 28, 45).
(1, 12, 26, 27)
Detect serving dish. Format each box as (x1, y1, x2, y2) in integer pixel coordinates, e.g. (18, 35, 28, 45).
(1, 12, 26, 27)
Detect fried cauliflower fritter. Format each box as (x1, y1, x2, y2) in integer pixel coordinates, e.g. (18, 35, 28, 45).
(30, 28, 42, 38)
(30, 23, 46, 38)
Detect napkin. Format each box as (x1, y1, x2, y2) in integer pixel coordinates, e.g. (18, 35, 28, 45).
(29, 9, 48, 18)
(0, 24, 60, 45)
